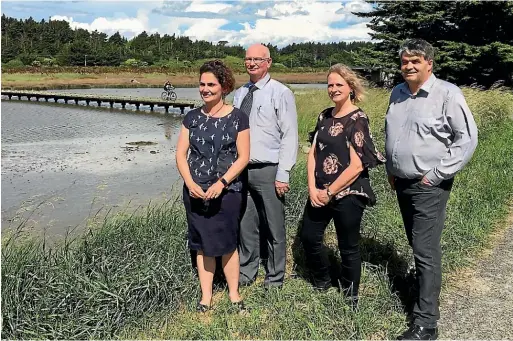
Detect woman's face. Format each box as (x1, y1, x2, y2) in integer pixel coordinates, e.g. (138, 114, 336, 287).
(199, 72, 223, 104)
(327, 72, 351, 105)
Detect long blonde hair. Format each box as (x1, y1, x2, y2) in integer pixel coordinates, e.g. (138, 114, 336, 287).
(328, 63, 366, 103)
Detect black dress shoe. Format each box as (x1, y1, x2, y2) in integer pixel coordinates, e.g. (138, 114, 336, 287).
(397, 324, 438, 340)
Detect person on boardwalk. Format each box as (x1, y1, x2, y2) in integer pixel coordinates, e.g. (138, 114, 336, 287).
(233, 43, 299, 289)
(176, 60, 250, 312)
(300, 64, 384, 308)
(386, 39, 478, 340)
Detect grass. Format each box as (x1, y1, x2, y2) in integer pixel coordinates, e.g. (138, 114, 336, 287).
(2, 87, 513, 339)
(1, 71, 327, 90)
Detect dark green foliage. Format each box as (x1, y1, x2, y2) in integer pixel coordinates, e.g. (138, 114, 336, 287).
(353, 1, 513, 86)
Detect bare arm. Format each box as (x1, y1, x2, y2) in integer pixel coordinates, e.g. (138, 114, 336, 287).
(175, 125, 205, 199)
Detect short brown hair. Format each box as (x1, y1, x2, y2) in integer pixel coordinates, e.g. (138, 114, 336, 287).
(199, 60, 236, 96)
(328, 63, 366, 103)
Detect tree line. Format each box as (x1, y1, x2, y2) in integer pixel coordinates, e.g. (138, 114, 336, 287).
(2, 1, 513, 87)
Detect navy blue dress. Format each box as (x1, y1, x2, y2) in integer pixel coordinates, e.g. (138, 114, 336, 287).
(182, 107, 249, 257)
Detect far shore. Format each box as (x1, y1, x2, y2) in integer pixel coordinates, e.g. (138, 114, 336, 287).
(1, 72, 328, 90)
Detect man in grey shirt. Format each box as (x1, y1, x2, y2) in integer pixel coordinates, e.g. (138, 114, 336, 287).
(233, 43, 298, 289)
(386, 39, 478, 340)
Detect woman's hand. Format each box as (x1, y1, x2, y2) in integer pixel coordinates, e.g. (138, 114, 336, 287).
(318, 189, 331, 205)
(309, 187, 325, 208)
(205, 181, 225, 200)
(188, 182, 206, 199)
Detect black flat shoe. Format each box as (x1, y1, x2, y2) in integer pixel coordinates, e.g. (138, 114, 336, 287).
(231, 300, 250, 314)
(397, 324, 438, 340)
(196, 302, 210, 313)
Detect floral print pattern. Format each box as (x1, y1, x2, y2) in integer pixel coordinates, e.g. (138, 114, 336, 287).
(323, 153, 340, 174)
(311, 107, 385, 206)
(328, 122, 344, 136)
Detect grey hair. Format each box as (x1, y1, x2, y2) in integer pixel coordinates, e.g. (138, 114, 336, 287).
(398, 39, 435, 61)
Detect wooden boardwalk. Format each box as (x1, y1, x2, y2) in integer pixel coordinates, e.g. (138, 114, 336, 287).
(1, 90, 202, 114)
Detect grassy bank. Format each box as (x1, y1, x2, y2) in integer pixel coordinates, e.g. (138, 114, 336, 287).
(2, 88, 513, 339)
(1, 71, 327, 90)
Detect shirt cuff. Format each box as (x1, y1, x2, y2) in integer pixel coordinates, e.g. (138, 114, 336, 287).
(275, 169, 290, 183)
(424, 168, 444, 186)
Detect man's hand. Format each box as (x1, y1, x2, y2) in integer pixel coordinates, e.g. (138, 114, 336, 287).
(387, 175, 396, 190)
(188, 182, 206, 199)
(420, 176, 432, 186)
(205, 181, 225, 200)
(275, 181, 290, 197)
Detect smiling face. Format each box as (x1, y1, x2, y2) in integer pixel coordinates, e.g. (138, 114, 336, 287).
(400, 53, 433, 86)
(327, 72, 352, 105)
(199, 72, 223, 105)
(244, 44, 272, 83)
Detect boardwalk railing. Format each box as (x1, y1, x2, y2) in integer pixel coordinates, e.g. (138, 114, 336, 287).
(1, 90, 202, 114)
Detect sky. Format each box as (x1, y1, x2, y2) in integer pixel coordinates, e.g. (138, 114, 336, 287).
(1, 0, 375, 47)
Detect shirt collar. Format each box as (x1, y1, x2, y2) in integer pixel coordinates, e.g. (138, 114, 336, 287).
(400, 73, 437, 95)
(245, 73, 271, 90)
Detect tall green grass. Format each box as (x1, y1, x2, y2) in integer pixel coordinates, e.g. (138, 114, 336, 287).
(2, 88, 513, 339)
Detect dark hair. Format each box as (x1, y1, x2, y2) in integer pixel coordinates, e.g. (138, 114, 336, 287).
(399, 39, 435, 61)
(199, 60, 236, 96)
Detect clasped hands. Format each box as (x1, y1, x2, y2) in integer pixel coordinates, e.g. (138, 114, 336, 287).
(188, 181, 224, 200)
(309, 187, 331, 208)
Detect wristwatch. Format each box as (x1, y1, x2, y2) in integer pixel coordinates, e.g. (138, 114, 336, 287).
(326, 187, 334, 199)
(220, 177, 229, 188)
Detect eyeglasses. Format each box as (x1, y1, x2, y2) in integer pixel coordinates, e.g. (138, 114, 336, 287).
(244, 57, 270, 64)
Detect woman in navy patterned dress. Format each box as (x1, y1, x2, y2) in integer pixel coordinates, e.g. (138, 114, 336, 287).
(176, 60, 250, 312)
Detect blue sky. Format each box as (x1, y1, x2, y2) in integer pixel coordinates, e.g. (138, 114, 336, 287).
(1, 0, 374, 47)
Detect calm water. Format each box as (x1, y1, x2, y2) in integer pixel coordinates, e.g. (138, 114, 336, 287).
(1, 85, 324, 237)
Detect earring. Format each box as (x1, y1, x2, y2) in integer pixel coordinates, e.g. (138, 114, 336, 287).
(350, 91, 355, 100)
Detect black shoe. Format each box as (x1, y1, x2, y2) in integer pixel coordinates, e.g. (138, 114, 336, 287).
(239, 280, 254, 287)
(263, 283, 283, 291)
(231, 300, 250, 314)
(196, 302, 210, 313)
(397, 324, 438, 340)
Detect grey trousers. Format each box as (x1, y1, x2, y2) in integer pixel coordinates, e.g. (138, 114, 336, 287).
(239, 164, 286, 287)
(395, 177, 454, 328)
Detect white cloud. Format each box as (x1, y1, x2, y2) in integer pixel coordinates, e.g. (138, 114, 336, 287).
(184, 1, 233, 14)
(48, 0, 372, 46)
(51, 12, 149, 37)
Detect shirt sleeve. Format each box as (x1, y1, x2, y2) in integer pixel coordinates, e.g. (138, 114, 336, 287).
(276, 88, 299, 183)
(424, 91, 478, 185)
(237, 109, 250, 132)
(350, 113, 386, 169)
(182, 111, 192, 128)
(308, 109, 326, 144)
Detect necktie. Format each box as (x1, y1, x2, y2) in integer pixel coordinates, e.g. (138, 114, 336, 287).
(239, 85, 258, 116)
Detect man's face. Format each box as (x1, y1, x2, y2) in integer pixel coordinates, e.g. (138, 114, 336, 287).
(244, 46, 271, 81)
(400, 53, 433, 85)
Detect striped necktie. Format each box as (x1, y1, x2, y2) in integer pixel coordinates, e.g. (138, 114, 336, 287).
(239, 85, 258, 116)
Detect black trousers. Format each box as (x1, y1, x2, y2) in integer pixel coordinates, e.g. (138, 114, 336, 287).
(395, 177, 453, 328)
(300, 195, 366, 297)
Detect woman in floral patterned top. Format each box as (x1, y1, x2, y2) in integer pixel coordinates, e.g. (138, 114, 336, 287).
(300, 64, 385, 308)
(176, 60, 250, 312)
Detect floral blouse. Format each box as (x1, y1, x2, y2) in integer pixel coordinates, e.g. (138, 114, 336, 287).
(309, 107, 385, 206)
(183, 107, 249, 191)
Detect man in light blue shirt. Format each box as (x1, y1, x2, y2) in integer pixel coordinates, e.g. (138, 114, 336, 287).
(233, 43, 298, 288)
(386, 39, 478, 340)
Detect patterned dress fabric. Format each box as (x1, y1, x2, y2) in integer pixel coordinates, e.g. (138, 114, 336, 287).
(183, 107, 249, 191)
(309, 107, 385, 205)
(182, 106, 249, 257)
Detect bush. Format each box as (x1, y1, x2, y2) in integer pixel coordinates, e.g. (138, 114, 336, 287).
(5, 59, 24, 68)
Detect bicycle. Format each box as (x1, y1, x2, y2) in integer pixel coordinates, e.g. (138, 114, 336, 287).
(161, 89, 177, 101)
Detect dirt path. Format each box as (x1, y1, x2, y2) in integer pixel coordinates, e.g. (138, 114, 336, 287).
(440, 217, 513, 339)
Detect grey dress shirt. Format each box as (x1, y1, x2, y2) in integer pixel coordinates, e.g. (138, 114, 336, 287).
(385, 74, 478, 185)
(233, 73, 299, 183)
